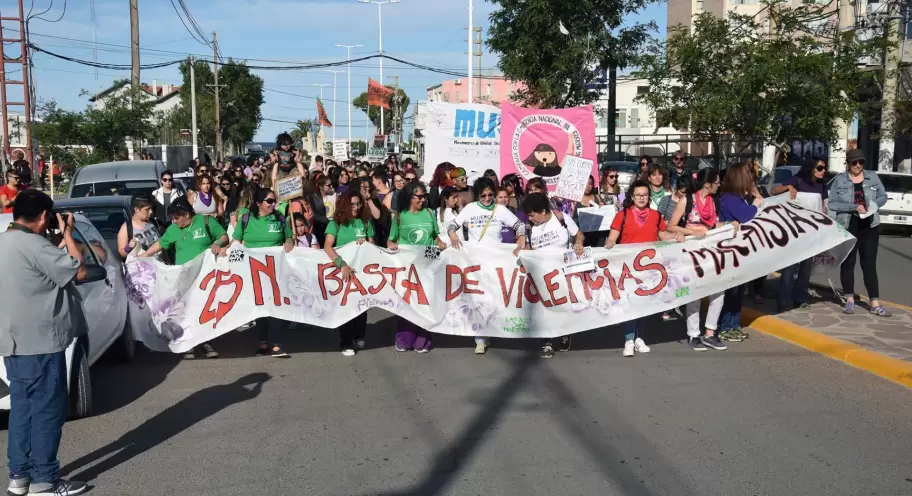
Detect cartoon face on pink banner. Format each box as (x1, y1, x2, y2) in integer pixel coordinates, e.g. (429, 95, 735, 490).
(499, 103, 598, 189)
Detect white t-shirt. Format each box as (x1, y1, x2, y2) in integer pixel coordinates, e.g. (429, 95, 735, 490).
(529, 214, 579, 249)
(436, 207, 457, 246)
(448, 202, 524, 244)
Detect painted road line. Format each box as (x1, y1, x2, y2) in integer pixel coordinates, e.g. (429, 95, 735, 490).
(741, 307, 912, 389)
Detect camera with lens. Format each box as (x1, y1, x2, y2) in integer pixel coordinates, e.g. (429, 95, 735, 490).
(45, 209, 72, 231)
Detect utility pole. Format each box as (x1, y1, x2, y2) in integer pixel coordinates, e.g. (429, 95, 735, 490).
(360, 0, 401, 137)
(190, 56, 198, 161)
(471, 26, 482, 103)
(392, 75, 400, 147)
(207, 32, 227, 161)
(468, 0, 473, 103)
(313, 83, 329, 152)
(336, 44, 363, 145)
(0, 0, 35, 169)
(130, 0, 140, 159)
(326, 69, 344, 140)
(878, 0, 902, 172)
(830, 0, 856, 173)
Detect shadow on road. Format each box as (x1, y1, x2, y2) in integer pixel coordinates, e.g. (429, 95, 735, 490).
(61, 372, 270, 482)
(91, 348, 182, 416)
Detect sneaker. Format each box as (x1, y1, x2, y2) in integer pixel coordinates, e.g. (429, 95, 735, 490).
(634, 337, 651, 353)
(256, 342, 269, 356)
(730, 328, 748, 341)
(540, 344, 555, 359)
(623, 339, 635, 357)
(354, 339, 366, 350)
(341, 349, 356, 357)
(474, 342, 486, 354)
(8, 475, 29, 496)
(700, 335, 728, 351)
(796, 302, 810, 310)
(415, 348, 430, 354)
(202, 343, 219, 359)
(688, 337, 707, 351)
(395, 344, 409, 352)
(722, 329, 743, 342)
(183, 349, 196, 360)
(843, 301, 856, 314)
(28, 479, 87, 495)
(870, 305, 892, 317)
(559, 336, 571, 352)
(270, 345, 290, 358)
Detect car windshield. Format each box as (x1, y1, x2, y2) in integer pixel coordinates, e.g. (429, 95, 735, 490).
(71, 180, 160, 198)
(879, 175, 912, 193)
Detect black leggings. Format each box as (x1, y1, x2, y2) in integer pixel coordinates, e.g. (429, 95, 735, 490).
(840, 219, 880, 299)
(338, 313, 367, 350)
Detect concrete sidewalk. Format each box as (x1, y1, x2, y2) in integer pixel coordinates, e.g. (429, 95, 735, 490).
(743, 279, 912, 387)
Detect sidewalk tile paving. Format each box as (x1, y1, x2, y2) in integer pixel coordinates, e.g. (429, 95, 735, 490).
(744, 286, 912, 363)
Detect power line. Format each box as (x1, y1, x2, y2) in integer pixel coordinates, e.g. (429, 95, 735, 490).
(169, 0, 210, 47)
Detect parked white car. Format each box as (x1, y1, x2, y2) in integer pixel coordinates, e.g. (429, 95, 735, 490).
(0, 213, 135, 419)
(877, 172, 912, 234)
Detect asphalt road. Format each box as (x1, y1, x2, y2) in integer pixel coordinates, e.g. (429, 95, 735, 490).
(2, 314, 909, 496)
(811, 230, 912, 308)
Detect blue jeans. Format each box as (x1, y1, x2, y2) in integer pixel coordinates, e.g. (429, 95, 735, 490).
(623, 319, 640, 341)
(719, 284, 745, 332)
(778, 258, 812, 308)
(4, 351, 68, 484)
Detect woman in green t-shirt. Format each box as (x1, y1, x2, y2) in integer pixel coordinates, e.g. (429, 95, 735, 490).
(141, 196, 229, 360)
(324, 190, 375, 357)
(387, 182, 447, 353)
(226, 187, 294, 358)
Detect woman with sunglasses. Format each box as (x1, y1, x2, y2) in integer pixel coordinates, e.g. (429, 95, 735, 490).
(448, 177, 526, 355)
(598, 167, 624, 207)
(151, 170, 184, 227)
(226, 188, 294, 358)
(668, 168, 728, 351)
(324, 191, 375, 357)
(770, 158, 829, 312)
(638, 155, 652, 179)
(387, 182, 448, 353)
(828, 149, 890, 316)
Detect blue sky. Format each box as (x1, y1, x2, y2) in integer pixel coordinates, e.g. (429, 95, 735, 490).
(6, 0, 666, 142)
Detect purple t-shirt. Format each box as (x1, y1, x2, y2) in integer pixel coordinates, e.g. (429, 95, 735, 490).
(500, 208, 527, 244)
(783, 176, 828, 201)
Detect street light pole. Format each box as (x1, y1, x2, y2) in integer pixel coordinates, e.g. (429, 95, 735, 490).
(326, 69, 344, 140)
(359, 0, 401, 137)
(336, 43, 363, 145)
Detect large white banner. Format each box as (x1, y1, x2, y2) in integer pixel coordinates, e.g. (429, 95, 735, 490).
(126, 202, 855, 353)
(422, 102, 501, 179)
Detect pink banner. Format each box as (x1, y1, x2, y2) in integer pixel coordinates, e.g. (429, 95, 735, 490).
(499, 103, 598, 189)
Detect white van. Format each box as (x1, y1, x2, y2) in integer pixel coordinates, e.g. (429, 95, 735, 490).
(878, 172, 912, 234)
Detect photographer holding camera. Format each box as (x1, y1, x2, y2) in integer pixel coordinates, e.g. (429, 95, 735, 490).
(0, 189, 89, 495)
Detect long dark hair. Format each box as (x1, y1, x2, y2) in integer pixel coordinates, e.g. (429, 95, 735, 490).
(799, 157, 825, 183)
(623, 180, 651, 209)
(692, 168, 720, 195)
(395, 181, 426, 214)
(251, 188, 275, 218)
(438, 187, 459, 222)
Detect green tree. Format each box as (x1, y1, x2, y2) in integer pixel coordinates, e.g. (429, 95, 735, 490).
(165, 59, 264, 154)
(352, 86, 409, 134)
(350, 139, 367, 156)
(32, 82, 159, 166)
(636, 3, 886, 167)
(487, 0, 658, 108)
(290, 120, 312, 144)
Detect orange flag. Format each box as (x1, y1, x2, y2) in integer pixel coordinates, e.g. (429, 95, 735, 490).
(317, 99, 332, 127)
(367, 78, 394, 109)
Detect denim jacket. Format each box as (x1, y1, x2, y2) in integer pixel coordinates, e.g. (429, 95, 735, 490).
(827, 171, 888, 228)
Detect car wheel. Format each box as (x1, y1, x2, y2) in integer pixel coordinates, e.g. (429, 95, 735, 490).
(68, 342, 93, 419)
(111, 315, 136, 362)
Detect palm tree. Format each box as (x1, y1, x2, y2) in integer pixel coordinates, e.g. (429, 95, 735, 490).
(290, 120, 312, 144)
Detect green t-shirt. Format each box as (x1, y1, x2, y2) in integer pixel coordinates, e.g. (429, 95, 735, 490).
(232, 211, 291, 248)
(389, 209, 438, 246)
(325, 218, 374, 247)
(159, 215, 227, 265)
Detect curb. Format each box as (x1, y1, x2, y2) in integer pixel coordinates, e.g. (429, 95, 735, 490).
(740, 307, 912, 389)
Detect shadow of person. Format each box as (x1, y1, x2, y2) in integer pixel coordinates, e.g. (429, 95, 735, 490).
(61, 372, 270, 482)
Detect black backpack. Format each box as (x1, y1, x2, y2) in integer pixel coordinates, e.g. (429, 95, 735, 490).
(679, 194, 721, 229)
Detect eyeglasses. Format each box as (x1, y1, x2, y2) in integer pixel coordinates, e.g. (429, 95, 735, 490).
(199, 169, 208, 174)
(633, 194, 650, 199)
(350, 202, 362, 208)
(479, 193, 494, 199)
(252, 177, 261, 182)
(413, 194, 426, 200)
(405, 176, 416, 181)
(221, 182, 231, 187)
(394, 178, 405, 184)
(640, 162, 649, 166)
(815, 165, 826, 172)
(673, 157, 683, 162)
(606, 174, 618, 179)
(8, 176, 19, 180)
(161, 178, 173, 183)
(263, 198, 277, 205)
(852, 161, 865, 166)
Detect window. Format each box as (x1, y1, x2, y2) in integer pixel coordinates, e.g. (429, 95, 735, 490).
(616, 110, 627, 128)
(636, 86, 649, 95)
(630, 108, 641, 128)
(487, 82, 492, 97)
(73, 221, 103, 265)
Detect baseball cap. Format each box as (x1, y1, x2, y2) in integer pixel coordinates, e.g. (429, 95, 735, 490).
(846, 149, 865, 164)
